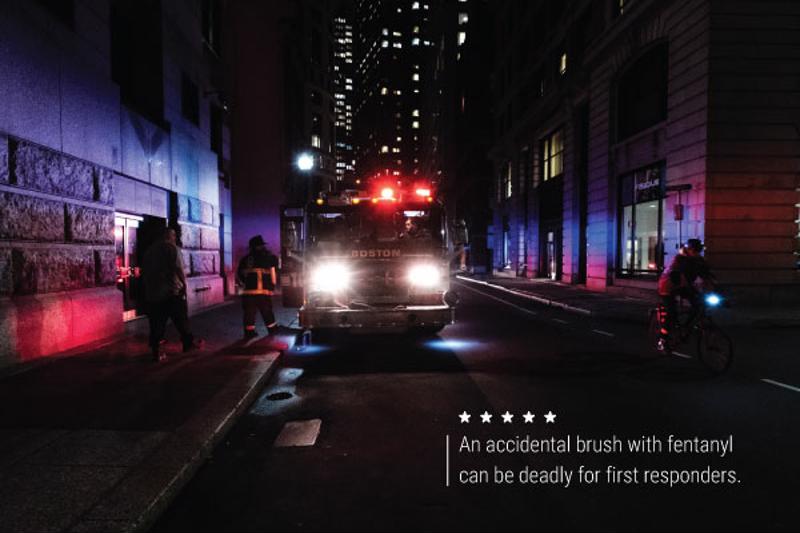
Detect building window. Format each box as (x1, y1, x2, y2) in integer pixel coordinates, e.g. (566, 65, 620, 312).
(311, 134, 321, 148)
(210, 103, 223, 156)
(559, 52, 567, 75)
(201, 0, 222, 54)
(796, 205, 800, 268)
(617, 43, 668, 140)
(412, 121, 420, 129)
(181, 73, 199, 125)
(381, 145, 389, 153)
(412, 73, 419, 81)
(499, 162, 512, 200)
(458, 12, 469, 25)
(541, 129, 563, 182)
(618, 162, 665, 276)
(457, 32, 466, 46)
(111, 1, 164, 125)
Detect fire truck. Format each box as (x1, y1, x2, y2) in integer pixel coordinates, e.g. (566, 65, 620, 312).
(279, 184, 458, 338)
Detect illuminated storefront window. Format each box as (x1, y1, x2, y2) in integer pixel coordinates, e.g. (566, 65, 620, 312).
(618, 162, 665, 276)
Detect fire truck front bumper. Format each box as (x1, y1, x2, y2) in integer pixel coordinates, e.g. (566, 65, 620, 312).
(300, 304, 455, 330)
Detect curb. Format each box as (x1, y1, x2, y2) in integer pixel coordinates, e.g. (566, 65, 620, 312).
(70, 351, 281, 533)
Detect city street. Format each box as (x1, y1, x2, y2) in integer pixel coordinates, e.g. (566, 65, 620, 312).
(155, 280, 800, 532)
(3, 2, 800, 532)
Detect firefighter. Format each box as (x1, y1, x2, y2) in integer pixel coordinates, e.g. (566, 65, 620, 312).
(237, 235, 282, 342)
(142, 227, 204, 362)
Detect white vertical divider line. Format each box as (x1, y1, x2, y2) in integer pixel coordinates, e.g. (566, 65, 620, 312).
(446, 434, 450, 487)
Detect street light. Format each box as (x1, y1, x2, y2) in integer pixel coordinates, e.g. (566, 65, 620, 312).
(296, 152, 315, 172)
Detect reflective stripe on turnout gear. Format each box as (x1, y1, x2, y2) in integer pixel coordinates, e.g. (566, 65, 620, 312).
(241, 267, 274, 295)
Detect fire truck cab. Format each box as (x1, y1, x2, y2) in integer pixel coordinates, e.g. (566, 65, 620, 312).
(280, 186, 457, 336)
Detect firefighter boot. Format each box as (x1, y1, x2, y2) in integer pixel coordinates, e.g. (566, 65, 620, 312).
(152, 340, 168, 363)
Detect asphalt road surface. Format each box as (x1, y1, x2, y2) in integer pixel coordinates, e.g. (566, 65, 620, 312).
(154, 280, 800, 532)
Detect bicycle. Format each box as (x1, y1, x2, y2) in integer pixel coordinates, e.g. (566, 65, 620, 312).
(648, 292, 734, 374)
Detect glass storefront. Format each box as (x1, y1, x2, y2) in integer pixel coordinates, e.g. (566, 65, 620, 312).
(618, 163, 665, 277)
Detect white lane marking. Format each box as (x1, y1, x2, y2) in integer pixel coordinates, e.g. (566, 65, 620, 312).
(591, 329, 615, 337)
(456, 275, 593, 315)
(445, 434, 450, 487)
(673, 351, 692, 359)
(761, 378, 800, 394)
(456, 282, 538, 316)
(273, 419, 322, 447)
(456, 275, 550, 305)
(552, 318, 569, 325)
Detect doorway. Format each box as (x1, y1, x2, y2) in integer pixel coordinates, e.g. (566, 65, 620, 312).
(115, 213, 167, 320)
(114, 214, 142, 321)
(540, 224, 562, 280)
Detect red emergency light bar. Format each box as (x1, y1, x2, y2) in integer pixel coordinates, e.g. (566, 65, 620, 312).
(342, 182, 436, 205)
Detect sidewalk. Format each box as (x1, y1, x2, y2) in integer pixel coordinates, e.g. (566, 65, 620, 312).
(0, 298, 297, 533)
(456, 273, 800, 328)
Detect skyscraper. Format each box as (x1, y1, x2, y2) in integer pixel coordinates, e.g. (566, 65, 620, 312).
(332, 5, 356, 187)
(353, 0, 438, 188)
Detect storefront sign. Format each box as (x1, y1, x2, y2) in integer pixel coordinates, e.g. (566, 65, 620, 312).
(634, 166, 662, 203)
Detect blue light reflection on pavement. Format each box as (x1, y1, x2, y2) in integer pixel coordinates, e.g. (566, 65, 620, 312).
(424, 338, 481, 351)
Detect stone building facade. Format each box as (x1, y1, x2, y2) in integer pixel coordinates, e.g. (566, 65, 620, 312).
(489, 0, 800, 303)
(0, 0, 230, 365)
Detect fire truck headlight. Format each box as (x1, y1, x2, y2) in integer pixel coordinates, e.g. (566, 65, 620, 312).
(408, 264, 441, 288)
(310, 263, 351, 293)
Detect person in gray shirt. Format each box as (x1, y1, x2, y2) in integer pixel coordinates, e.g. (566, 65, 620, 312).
(141, 227, 203, 361)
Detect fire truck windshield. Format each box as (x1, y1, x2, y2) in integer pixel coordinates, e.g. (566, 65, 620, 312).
(309, 206, 443, 249)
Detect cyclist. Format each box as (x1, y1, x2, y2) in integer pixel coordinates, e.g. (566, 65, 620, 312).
(656, 238, 716, 351)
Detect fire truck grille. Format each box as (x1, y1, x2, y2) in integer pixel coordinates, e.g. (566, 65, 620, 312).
(350, 268, 408, 303)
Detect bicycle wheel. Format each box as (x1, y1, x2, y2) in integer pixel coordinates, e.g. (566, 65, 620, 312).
(696, 323, 733, 374)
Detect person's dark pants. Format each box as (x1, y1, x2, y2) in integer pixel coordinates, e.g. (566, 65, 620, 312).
(242, 295, 276, 335)
(660, 290, 701, 340)
(148, 295, 194, 350)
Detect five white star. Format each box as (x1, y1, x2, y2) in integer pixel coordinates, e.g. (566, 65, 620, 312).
(459, 410, 557, 424)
